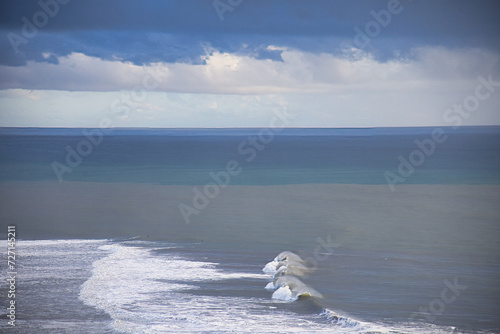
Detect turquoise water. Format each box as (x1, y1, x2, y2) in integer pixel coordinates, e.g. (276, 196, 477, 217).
(0, 126, 499, 185)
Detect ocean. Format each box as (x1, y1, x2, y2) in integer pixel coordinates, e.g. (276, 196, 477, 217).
(0, 126, 499, 333)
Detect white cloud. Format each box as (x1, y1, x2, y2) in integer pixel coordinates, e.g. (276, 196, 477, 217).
(0, 46, 499, 127)
(1, 47, 498, 95)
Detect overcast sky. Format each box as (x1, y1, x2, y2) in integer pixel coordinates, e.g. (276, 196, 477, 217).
(0, 0, 499, 128)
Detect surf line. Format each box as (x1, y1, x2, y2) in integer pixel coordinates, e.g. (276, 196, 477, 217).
(178, 106, 295, 224)
(262, 250, 360, 328)
(263, 251, 323, 301)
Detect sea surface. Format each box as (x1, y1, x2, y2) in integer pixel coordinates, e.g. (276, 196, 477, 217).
(0, 127, 499, 333)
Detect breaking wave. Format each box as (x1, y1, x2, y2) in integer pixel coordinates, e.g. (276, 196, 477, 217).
(261, 251, 460, 333)
(76, 243, 465, 333)
(262, 250, 360, 329)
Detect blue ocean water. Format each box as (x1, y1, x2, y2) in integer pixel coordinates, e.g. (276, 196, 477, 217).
(0, 127, 499, 333)
(0, 126, 499, 185)
(0, 238, 497, 333)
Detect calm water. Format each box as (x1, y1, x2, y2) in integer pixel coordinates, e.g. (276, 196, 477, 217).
(0, 126, 499, 185)
(0, 127, 499, 333)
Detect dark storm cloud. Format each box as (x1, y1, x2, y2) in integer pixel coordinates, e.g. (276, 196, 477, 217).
(0, 0, 499, 66)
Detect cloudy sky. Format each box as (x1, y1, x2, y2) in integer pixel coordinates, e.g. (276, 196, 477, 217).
(0, 0, 499, 128)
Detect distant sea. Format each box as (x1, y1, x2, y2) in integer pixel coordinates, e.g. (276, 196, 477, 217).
(0, 126, 499, 333)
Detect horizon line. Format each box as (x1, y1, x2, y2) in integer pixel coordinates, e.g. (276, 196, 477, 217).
(1, 125, 500, 129)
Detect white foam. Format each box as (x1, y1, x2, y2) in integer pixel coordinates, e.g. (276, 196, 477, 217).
(264, 281, 276, 290)
(264, 251, 321, 303)
(262, 260, 280, 274)
(0, 239, 108, 284)
(81, 243, 346, 333)
(81, 243, 269, 314)
(271, 276, 323, 301)
(272, 286, 295, 301)
(263, 251, 312, 279)
(17, 239, 108, 246)
(320, 309, 360, 328)
(319, 308, 463, 334)
(260, 251, 464, 334)
(79, 244, 463, 334)
(0, 239, 109, 257)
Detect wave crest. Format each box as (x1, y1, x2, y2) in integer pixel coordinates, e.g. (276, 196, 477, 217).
(262, 251, 320, 302)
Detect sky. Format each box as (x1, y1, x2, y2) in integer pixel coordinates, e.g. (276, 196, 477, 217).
(0, 0, 499, 128)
